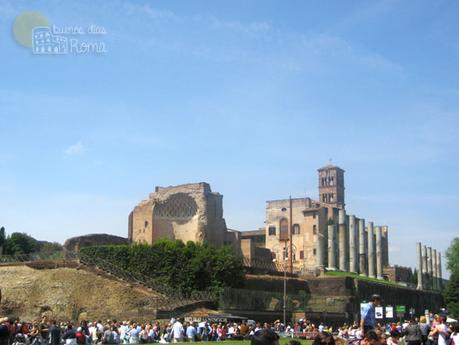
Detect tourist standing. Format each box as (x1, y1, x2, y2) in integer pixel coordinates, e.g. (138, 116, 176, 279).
(128, 323, 140, 344)
(170, 319, 184, 343)
(0, 318, 10, 345)
(450, 324, 459, 345)
(419, 316, 431, 345)
(75, 327, 86, 345)
(186, 323, 197, 342)
(360, 294, 382, 335)
(48, 321, 61, 345)
(62, 324, 77, 345)
(430, 316, 450, 345)
(404, 319, 422, 345)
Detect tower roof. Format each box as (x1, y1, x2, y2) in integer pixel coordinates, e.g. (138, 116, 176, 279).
(317, 164, 345, 172)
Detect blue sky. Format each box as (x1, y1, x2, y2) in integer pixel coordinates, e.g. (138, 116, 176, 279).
(0, 0, 458, 276)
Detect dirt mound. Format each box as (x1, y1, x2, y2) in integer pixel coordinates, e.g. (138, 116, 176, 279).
(0, 265, 161, 322)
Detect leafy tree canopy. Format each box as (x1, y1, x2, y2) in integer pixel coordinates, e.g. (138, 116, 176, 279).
(446, 237, 459, 273)
(0, 228, 62, 258)
(443, 270, 459, 318)
(0, 227, 5, 246)
(4, 232, 39, 255)
(444, 237, 459, 318)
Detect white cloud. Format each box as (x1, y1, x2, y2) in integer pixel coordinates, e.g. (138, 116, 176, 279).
(64, 141, 85, 156)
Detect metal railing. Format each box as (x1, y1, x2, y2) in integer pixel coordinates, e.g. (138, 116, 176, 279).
(0, 253, 45, 263)
(75, 251, 216, 310)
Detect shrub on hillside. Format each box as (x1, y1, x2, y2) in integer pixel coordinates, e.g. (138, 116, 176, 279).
(80, 240, 245, 295)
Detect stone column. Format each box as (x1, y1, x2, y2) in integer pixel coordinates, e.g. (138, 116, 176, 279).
(422, 245, 428, 287)
(428, 247, 433, 289)
(416, 242, 423, 290)
(358, 218, 367, 276)
(327, 220, 336, 270)
(367, 222, 375, 278)
(437, 251, 442, 289)
(349, 215, 357, 273)
(316, 222, 325, 269)
(375, 226, 383, 279)
(382, 225, 389, 267)
(433, 249, 438, 290)
(338, 209, 347, 271)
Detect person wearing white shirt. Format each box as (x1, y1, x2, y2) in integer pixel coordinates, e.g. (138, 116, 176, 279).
(129, 324, 140, 344)
(227, 324, 235, 339)
(431, 316, 449, 345)
(451, 324, 459, 345)
(170, 320, 184, 343)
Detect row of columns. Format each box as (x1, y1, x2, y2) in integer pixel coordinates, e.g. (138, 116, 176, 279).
(320, 209, 389, 279)
(416, 242, 442, 290)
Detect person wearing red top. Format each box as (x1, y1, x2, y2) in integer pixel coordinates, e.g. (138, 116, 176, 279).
(75, 327, 86, 345)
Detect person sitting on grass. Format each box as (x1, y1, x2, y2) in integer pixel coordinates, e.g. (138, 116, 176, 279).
(313, 331, 336, 345)
(251, 329, 280, 345)
(361, 330, 381, 345)
(387, 330, 400, 345)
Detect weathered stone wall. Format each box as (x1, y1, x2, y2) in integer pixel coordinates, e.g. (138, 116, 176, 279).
(227, 275, 443, 325)
(305, 276, 444, 325)
(219, 274, 310, 322)
(240, 239, 272, 263)
(353, 278, 443, 318)
(383, 265, 413, 283)
(265, 198, 324, 270)
(63, 234, 128, 258)
(131, 183, 230, 247)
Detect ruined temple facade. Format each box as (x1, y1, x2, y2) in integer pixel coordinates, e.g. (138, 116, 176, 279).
(128, 166, 395, 281)
(129, 182, 236, 246)
(261, 164, 391, 278)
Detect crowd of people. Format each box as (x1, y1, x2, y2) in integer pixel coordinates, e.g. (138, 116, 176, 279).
(0, 310, 457, 345)
(0, 317, 289, 345)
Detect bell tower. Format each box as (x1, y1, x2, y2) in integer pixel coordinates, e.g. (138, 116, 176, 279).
(318, 164, 345, 209)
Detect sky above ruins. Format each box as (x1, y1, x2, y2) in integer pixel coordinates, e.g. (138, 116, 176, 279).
(1, 0, 458, 276)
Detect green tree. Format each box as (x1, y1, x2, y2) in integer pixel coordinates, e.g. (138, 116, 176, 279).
(38, 241, 63, 259)
(443, 270, 459, 318)
(0, 227, 5, 255)
(4, 232, 39, 255)
(443, 237, 459, 318)
(446, 237, 459, 273)
(0, 227, 5, 247)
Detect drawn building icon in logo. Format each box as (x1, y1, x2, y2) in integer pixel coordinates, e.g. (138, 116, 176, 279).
(32, 26, 68, 54)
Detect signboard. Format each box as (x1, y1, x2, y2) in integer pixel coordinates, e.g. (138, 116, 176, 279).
(396, 305, 406, 313)
(386, 306, 394, 319)
(375, 306, 384, 319)
(184, 313, 247, 323)
(396, 305, 406, 317)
